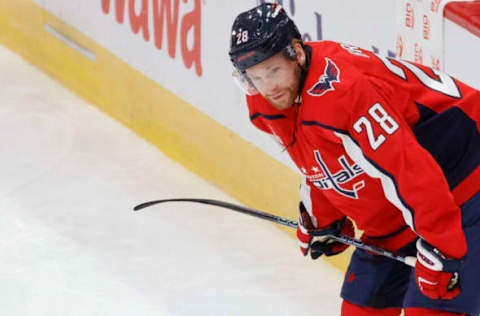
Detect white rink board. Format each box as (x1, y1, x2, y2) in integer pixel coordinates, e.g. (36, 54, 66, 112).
(29, 0, 397, 170)
(445, 19, 480, 90)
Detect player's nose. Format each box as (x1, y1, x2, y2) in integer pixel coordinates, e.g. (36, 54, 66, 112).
(264, 80, 281, 96)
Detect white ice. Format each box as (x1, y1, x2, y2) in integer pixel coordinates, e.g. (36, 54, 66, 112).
(0, 45, 343, 316)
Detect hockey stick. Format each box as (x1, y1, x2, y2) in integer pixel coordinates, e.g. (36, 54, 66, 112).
(134, 198, 417, 267)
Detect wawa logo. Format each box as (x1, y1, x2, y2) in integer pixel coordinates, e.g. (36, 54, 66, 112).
(396, 35, 404, 58)
(423, 14, 430, 40)
(431, 56, 440, 71)
(101, 0, 203, 76)
(431, 0, 441, 13)
(405, 3, 414, 28)
(304, 150, 365, 199)
(414, 43, 423, 64)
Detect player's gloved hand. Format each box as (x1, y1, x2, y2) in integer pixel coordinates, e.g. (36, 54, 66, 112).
(415, 239, 462, 300)
(296, 202, 354, 259)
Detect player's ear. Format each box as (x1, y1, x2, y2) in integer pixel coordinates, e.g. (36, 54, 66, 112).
(293, 41, 306, 67)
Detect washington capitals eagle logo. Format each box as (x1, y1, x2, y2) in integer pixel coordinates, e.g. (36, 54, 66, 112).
(307, 57, 340, 96)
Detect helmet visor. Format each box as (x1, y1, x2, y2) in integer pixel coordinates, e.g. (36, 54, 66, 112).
(232, 69, 259, 96)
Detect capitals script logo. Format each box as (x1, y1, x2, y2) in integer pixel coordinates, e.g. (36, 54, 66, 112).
(308, 150, 365, 199)
(307, 58, 340, 97)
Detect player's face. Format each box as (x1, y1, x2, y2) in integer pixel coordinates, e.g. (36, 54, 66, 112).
(246, 52, 301, 110)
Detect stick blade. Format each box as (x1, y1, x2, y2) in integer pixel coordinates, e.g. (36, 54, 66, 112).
(133, 198, 220, 211)
(133, 199, 174, 211)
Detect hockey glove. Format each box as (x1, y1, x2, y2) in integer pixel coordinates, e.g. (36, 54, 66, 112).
(415, 239, 462, 300)
(296, 202, 354, 260)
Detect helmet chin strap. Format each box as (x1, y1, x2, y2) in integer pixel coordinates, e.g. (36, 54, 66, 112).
(295, 63, 306, 100)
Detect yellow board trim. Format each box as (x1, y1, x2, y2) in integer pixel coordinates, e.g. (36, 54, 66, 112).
(0, 0, 352, 271)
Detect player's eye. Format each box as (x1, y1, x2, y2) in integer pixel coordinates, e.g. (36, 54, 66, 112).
(265, 67, 280, 79)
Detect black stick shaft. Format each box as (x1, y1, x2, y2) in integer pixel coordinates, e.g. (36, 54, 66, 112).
(134, 198, 416, 267)
(134, 198, 299, 228)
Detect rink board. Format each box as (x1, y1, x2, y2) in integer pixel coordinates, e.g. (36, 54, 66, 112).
(0, 0, 353, 271)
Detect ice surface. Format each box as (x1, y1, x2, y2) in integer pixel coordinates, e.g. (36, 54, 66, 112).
(0, 44, 343, 316)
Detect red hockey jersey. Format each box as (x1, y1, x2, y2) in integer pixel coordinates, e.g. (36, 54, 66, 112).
(246, 41, 480, 259)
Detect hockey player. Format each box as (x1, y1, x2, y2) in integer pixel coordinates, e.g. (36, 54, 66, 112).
(229, 3, 480, 316)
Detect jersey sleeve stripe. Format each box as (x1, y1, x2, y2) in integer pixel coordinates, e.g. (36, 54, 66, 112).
(364, 224, 409, 240)
(302, 120, 349, 134)
(250, 113, 287, 121)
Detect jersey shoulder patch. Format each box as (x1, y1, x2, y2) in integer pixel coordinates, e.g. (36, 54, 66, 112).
(307, 57, 340, 97)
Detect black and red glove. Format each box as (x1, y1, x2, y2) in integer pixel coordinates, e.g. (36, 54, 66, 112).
(415, 239, 462, 300)
(296, 202, 355, 259)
